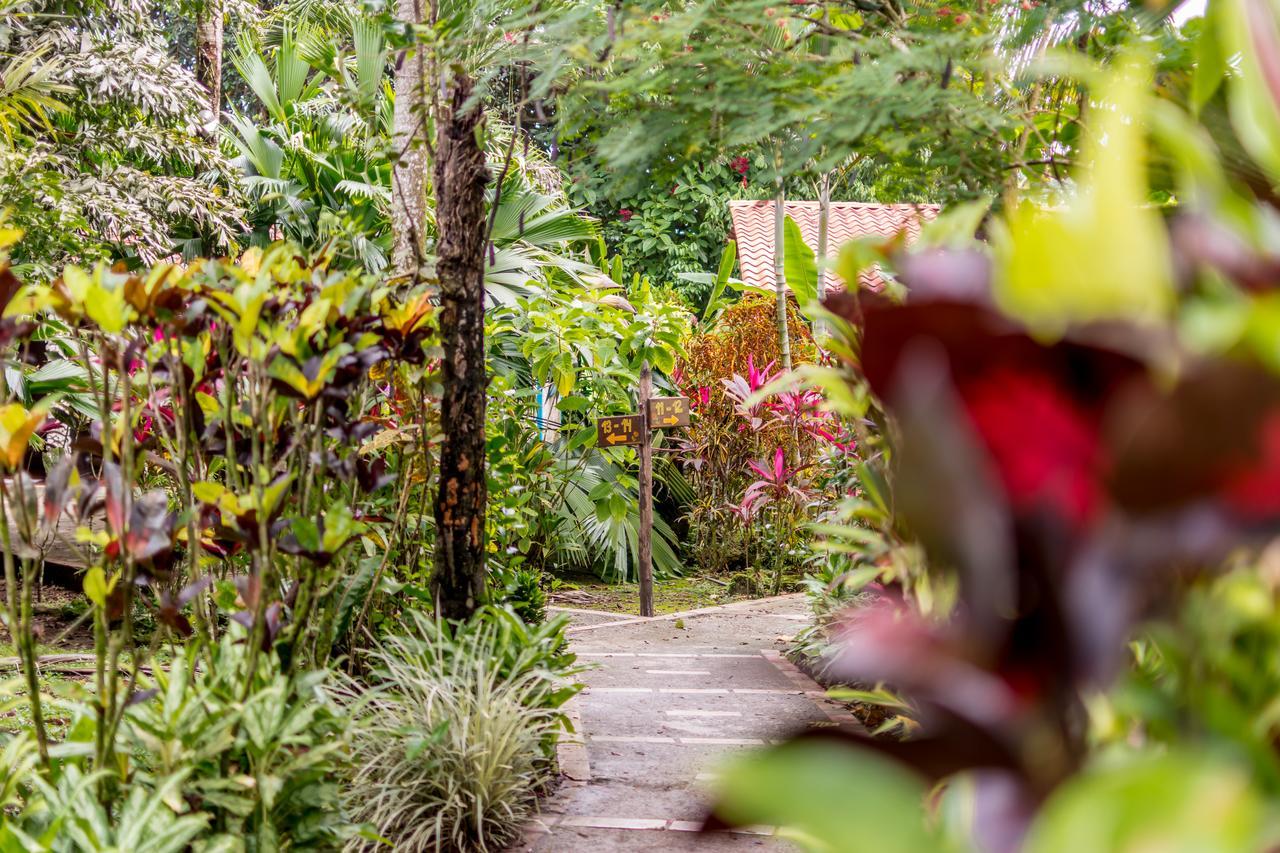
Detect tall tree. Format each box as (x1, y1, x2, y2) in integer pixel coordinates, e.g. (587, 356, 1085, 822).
(399, 0, 585, 619)
(389, 0, 429, 281)
(0, 0, 242, 275)
(772, 149, 791, 370)
(194, 0, 223, 120)
(553, 0, 1022, 355)
(430, 71, 489, 620)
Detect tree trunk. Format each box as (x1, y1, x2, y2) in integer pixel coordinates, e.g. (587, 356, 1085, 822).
(814, 169, 831, 340)
(194, 0, 223, 121)
(773, 163, 792, 371)
(390, 0, 430, 282)
(431, 72, 489, 622)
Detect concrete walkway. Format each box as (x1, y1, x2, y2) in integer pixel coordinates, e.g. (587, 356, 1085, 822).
(515, 595, 860, 852)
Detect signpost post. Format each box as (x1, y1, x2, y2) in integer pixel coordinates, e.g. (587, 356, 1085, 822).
(595, 370, 689, 618)
(637, 363, 654, 617)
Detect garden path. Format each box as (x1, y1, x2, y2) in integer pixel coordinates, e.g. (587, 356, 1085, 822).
(515, 594, 860, 852)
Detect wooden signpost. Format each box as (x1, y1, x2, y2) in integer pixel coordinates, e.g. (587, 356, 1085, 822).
(595, 364, 689, 618)
(596, 414, 642, 447)
(648, 396, 689, 428)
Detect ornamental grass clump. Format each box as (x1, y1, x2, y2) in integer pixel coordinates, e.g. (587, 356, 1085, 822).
(340, 609, 574, 852)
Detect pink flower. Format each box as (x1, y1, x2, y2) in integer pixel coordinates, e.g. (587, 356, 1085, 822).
(619, 209, 633, 222)
(731, 156, 750, 175)
(692, 386, 711, 409)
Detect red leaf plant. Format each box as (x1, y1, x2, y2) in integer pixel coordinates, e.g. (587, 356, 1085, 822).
(709, 248, 1280, 851)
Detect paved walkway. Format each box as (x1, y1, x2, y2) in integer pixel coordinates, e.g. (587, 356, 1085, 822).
(515, 595, 860, 852)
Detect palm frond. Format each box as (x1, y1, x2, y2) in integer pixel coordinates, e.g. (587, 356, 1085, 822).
(0, 45, 70, 142)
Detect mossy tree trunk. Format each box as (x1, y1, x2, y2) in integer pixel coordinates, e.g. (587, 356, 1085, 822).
(431, 71, 489, 621)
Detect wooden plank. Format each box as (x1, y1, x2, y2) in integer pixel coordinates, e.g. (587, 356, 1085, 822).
(647, 397, 689, 428)
(0, 480, 97, 568)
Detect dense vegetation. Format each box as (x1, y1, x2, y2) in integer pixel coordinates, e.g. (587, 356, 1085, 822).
(1, 0, 1279, 850)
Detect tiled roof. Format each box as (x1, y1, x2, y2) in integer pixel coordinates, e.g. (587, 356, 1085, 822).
(727, 200, 941, 293)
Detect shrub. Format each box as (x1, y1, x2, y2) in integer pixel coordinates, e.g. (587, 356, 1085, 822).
(339, 608, 579, 852)
(120, 635, 354, 850)
(0, 627, 354, 851)
(679, 295, 815, 412)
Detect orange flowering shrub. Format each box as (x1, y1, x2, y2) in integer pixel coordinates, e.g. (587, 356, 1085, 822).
(678, 296, 815, 410)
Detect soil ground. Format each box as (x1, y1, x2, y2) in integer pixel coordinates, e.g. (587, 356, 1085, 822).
(0, 575, 94, 655)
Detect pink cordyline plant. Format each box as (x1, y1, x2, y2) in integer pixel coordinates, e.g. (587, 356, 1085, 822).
(812, 424, 857, 455)
(768, 386, 838, 439)
(724, 496, 757, 525)
(743, 447, 812, 511)
(721, 356, 779, 431)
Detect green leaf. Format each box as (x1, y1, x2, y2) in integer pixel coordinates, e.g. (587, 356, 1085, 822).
(783, 215, 818, 311)
(1221, 0, 1280, 182)
(83, 567, 107, 607)
(557, 395, 589, 412)
(701, 239, 737, 322)
(330, 555, 373, 640)
(83, 279, 131, 333)
(1189, 11, 1226, 115)
(289, 518, 322, 553)
(714, 738, 936, 852)
(554, 367, 576, 397)
(995, 54, 1172, 335)
(1025, 752, 1265, 852)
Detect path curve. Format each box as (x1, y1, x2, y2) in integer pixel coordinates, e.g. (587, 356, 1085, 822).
(515, 594, 860, 852)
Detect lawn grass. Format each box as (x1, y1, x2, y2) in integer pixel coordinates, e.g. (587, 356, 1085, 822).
(548, 574, 750, 616)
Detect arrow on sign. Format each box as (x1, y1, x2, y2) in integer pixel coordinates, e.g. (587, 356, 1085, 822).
(606, 433, 631, 445)
(660, 416, 679, 426)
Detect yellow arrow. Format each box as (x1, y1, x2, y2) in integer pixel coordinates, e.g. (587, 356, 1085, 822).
(607, 432, 630, 444)
(660, 416, 679, 426)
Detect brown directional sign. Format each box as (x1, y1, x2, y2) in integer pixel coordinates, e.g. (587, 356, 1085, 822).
(647, 396, 689, 428)
(596, 414, 642, 447)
